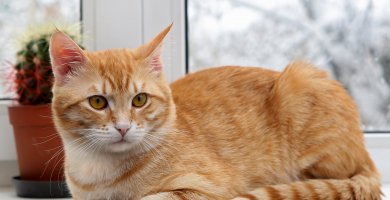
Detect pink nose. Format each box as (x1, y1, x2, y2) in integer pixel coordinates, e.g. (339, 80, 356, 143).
(115, 124, 130, 136)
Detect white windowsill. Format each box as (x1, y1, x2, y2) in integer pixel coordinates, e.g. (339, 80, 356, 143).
(365, 133, 390, 149)
(365, 134, 390, 184)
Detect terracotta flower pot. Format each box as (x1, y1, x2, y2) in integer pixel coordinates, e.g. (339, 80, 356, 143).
(8, 104, 65, 181)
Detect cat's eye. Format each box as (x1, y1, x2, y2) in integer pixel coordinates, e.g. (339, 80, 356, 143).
(89, 95, 108, 110)
(132, 93, 148, 108)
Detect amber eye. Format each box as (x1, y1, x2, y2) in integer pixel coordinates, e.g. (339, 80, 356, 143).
(88, 95, 108, 110)
(132, 93, 148, 108)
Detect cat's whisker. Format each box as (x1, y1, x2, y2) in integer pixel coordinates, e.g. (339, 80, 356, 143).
(37, 132, 61, 139)
(44, 138, 88, 175)
(50, 152, 66, 184)
(33, 133, 61, 146)
(144, 133, 179, 152)
(142, 138, 173, 170)
(78, 139, 99, 155)
(66, 138, 97, 159)
(39, 114, 54, 119)
(44, 145, 63, 153)
(41, 147, 65, 179)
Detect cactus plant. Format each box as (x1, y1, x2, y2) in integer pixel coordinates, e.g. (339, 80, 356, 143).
(12, 27, 83, 105)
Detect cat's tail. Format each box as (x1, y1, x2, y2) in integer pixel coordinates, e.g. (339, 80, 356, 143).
(234, 171, 382, 200)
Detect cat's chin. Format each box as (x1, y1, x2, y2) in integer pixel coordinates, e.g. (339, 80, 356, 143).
(106, 141, 136, 153)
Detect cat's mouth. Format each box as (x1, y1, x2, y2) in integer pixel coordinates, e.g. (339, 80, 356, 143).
(113, 138, 127, 144)
(106, 137, 136, 153)
(103, 134, 145, 153)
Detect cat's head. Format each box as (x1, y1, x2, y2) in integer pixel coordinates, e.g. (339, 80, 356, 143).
(50, 25, 176, 155)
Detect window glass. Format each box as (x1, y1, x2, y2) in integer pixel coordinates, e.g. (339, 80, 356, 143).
(0, 0, 80, 98)
(188, 0, 390, 131)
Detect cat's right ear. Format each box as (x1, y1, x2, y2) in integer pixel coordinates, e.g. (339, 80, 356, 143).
(49, 30, 86, 84)
(135, 23, 172, 74)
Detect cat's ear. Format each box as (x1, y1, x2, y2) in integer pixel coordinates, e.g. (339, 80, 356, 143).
(49, 30, 86, 84)
(137, 23, 172, 73)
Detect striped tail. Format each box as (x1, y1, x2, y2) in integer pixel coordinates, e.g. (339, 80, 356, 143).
(234, 172, 382, 200)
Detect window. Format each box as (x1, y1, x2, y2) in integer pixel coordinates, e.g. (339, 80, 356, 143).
(0, 0, 80, 98)
(187, 0, 390, 132)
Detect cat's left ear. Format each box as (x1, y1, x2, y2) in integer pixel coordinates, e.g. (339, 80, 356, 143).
(137, 23, 172, 73)
(49, 30, 86, 84)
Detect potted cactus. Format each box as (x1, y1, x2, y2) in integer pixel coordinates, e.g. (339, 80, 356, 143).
(7, 25, 82, 198)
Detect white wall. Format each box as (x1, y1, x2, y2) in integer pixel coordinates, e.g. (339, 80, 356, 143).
(0, 101, 19, 186)
(0, 102, 16, 161)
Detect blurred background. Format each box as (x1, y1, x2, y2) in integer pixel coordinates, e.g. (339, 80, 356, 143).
(188, 0, 390, 131)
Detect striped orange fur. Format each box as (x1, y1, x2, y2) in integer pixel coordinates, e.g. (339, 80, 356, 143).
(50, 25, 381, 200)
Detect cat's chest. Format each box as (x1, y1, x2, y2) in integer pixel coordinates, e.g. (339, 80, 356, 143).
(69, 158, 124, 182)
(65, 154, 157, 199)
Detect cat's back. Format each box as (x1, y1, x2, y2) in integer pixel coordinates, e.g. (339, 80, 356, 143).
(170, 62, 361, 143)
(170, 66, 279, 110)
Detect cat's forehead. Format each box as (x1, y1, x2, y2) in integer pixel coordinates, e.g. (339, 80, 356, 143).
(75, 49, 159, 96)
(84, 49, 138, 74)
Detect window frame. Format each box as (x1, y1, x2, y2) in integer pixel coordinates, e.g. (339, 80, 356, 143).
(81, 0, 186, 82)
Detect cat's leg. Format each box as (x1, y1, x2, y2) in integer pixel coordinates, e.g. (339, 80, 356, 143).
(140, 190, 209, 200)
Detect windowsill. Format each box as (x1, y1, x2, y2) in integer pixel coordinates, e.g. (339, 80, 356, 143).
(0, 185, 389, 199)
(365, 133, 390, 148)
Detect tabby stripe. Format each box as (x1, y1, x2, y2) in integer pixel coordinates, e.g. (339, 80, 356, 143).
(107, 75, 116, 91)
(124, 76, 130, 92)
(144, 106, 160, 117)
(304, 182, 320, 200)
(324, 180, 340, 200)
(143, 102, 153, 112)
(300, 139, 335, 159)
(172, 191, 187, 200)
(67, 174, 95, 191)
(265, 186, 283, 200)
(347, 181, 356, 200)
(290, 185, 301, 200)
(151, 110, 170, 130)
(109, 153, 153, 186)
(239, 194, 258, 200)
(102, 81, 107, 94)
(149, 94, 166, 102)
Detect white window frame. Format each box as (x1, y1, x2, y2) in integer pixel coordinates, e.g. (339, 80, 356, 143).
(81, 0, 186, 82)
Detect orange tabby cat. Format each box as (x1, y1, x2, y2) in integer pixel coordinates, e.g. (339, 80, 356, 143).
(50, 25, 381, 200)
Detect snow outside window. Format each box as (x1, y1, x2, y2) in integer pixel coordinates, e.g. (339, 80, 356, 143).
(187, 0, 390, 132)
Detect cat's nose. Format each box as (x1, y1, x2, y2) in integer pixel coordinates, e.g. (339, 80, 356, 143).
(115, 124, 130, 136)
